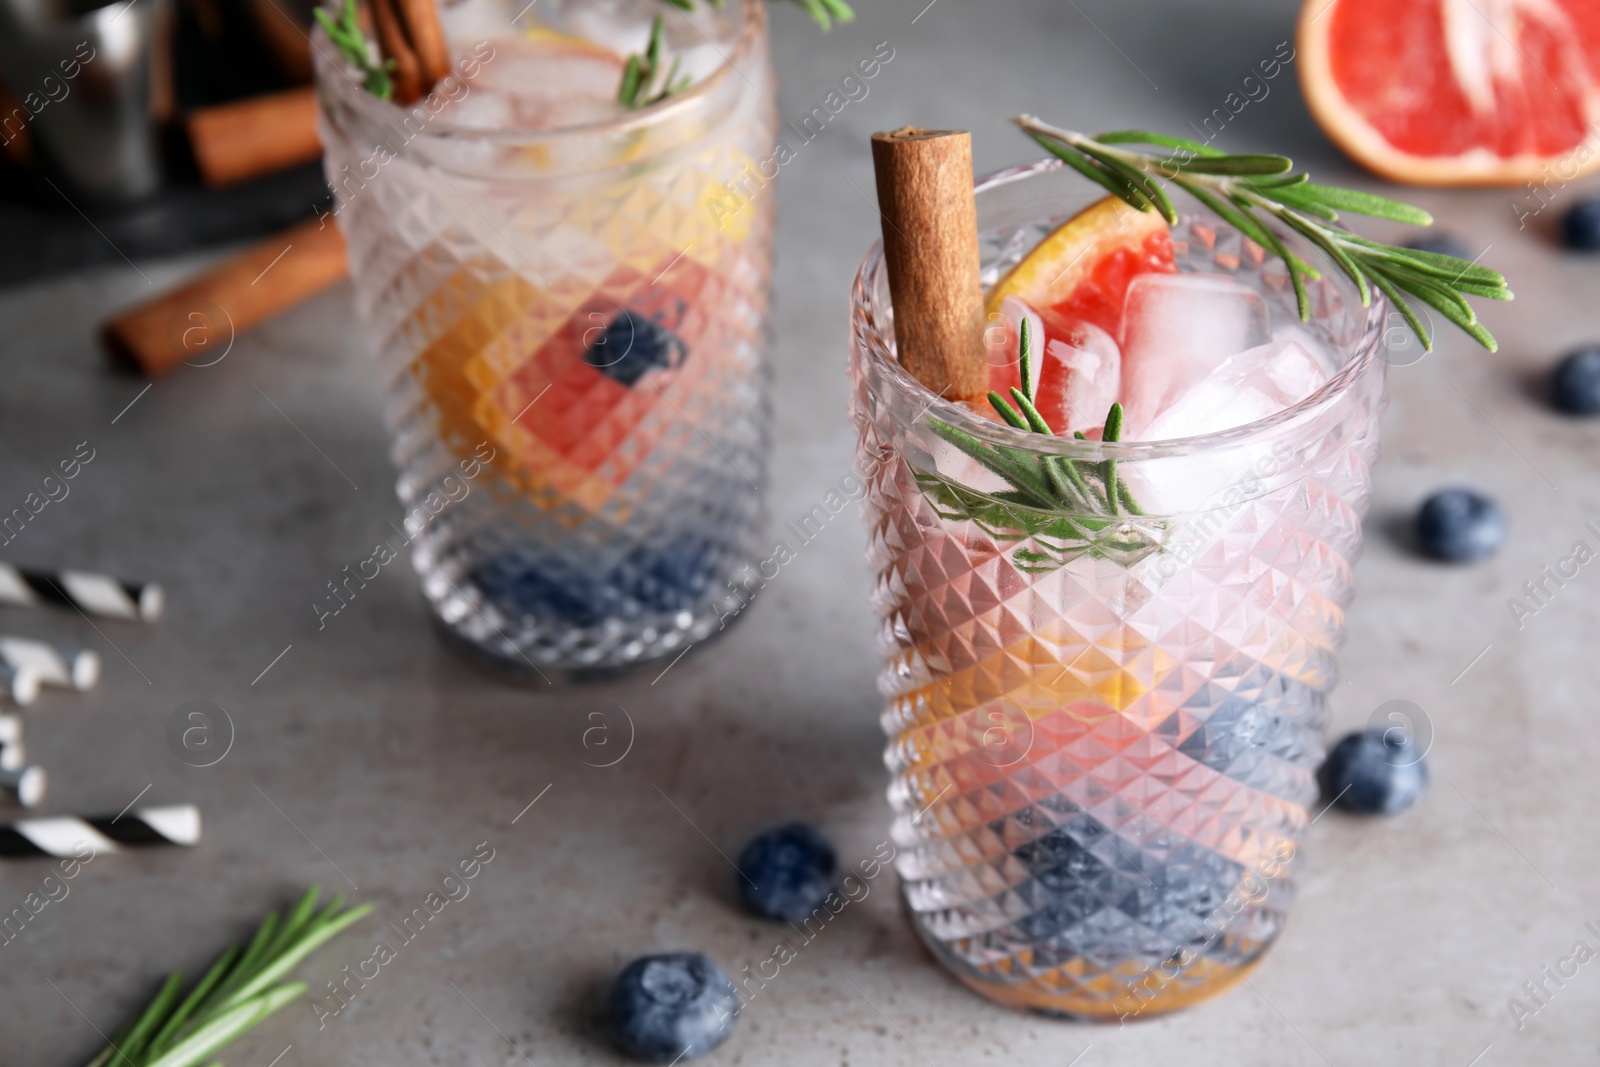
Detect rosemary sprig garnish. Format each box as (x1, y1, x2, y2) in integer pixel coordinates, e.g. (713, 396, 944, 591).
(660, 0, 854, 28)
(316, 0, 394, 100)
(781, 0, 856, 30)
(1015, 115, 1514, 352)
(923, 316, 1145, 565)
(83, 888, 370, 1067)
(618, 16, 691, 108)
(621, 0, 855, 108)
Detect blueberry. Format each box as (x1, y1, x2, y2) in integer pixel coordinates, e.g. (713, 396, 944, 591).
(736, 823, 838, 922)
(608, 953, 740, 1062)
(627, 537, 720, 613)
(1403, 231, 1472, 260)
(1415, 488, 1507, 563)
(584, 311, 686, 387)
(471, 536, 720, 626)
(1548, 345, 1600, 415)
(1320, 728, 1428, 814)
(1560, 196, 1600, 252)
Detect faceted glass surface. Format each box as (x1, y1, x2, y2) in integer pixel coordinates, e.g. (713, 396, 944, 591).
(849, 178, 1388, 1018)
(315, 3, 776, 675)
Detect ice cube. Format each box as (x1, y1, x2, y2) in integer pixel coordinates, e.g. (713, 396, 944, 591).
(1137, 377, 1282, 442)
(1257, 338, 1329, 405)
(983, 299, 1118, 434)
(1119, 273, 1271, 438)
(1035, 310, 1120, 436)
(439, 90, 514, 130)
(1270, 322, 1339, 376)
(452, 35, 626, 130)
(1135, 339, 1329, 441)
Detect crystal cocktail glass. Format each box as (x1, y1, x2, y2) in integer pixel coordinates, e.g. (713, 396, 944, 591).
(314, 0, 775, 678)
(849, 159, 1387, 1018)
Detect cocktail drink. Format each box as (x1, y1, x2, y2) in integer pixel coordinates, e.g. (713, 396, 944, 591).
(850, 159, 1389, 1017)
(314, 0, 775, 676)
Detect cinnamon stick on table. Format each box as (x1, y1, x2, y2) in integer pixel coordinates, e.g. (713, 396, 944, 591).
(869, 127, 988, 402)
(186, 88, 322, 187)
(100, 218, 348, 378)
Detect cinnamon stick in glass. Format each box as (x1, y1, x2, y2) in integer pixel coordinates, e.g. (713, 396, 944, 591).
(371, 0, 424, 105)
(869, 127, 987, 402)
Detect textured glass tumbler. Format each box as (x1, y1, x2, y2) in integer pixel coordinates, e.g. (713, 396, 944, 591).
(849, 161, 1388, 1018)
(315, 0, 775, 678)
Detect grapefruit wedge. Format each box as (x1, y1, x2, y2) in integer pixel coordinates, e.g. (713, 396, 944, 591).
(1299, 0, 1600, 185)
(985, 195, 1176, 340)
(980, 195, 1174, 425)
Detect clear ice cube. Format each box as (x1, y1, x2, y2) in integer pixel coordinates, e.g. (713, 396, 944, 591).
(1119, 273, 1271, 438)
(1036, 312, 1120, 437)
(1137, 339, 1329, 442)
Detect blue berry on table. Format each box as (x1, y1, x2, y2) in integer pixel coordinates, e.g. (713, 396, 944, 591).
(737, 822, 838, 922)
(1560, 195, 1600, 252)
(1548, 345, 1600, 415)
(1403, 231, 1472, 260)
(1415, 488, 1507, 563)
(609, 953, 740, 1062)
(1320, 729, 1428, 814)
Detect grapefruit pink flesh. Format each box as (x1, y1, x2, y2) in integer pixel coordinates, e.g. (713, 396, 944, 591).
(981, 195, 1176, 433)
(1300, 0, 1600, 184)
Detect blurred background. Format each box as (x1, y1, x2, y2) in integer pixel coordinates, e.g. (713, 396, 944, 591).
(0, 0, 328, 283)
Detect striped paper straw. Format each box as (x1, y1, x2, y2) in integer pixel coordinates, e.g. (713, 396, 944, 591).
(0, 636, 99, 691)
(0, 766, 45, 808)
(0, 663, 39, 706)
(0, 565, 163, 622)
(0, 805, 200, 857)
(0, 713, 19, 771)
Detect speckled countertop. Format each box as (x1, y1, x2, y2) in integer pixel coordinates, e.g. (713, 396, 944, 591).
(3, 1, 1598, 1063)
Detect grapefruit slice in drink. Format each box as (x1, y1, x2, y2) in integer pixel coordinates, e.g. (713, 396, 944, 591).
(1299, 0, 1600, 185)
(980, 195, 1176, 431)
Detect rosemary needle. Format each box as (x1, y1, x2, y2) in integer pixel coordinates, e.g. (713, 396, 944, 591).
(936, 316, 1141, 531)
(315, 0, 394, 100)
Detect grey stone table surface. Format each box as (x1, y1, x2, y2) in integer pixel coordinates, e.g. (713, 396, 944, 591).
(2, 1, 1597, 1064)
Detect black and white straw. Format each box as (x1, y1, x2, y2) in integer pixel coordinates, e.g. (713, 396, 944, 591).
(0, 663, 39, 706)
(0, 565, 163, 622)
(0, 636, 99, 691)
(0, 713, 20, 770)
(0, 766, 45, 808)
(0, 804, 200, 858)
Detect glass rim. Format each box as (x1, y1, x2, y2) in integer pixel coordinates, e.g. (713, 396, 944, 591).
(850, 157, 1389, 461)
(312, 0, 763, 146)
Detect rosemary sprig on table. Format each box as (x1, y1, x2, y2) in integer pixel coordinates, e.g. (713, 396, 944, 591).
(1015, 115, 1514, 352)
(316, 0, 395, 99)
(83, 888, 370, 1067)
(922, 320, 1151, 572)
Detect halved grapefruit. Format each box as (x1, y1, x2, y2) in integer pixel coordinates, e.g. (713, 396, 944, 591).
(1299, 0, 1600, 185)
